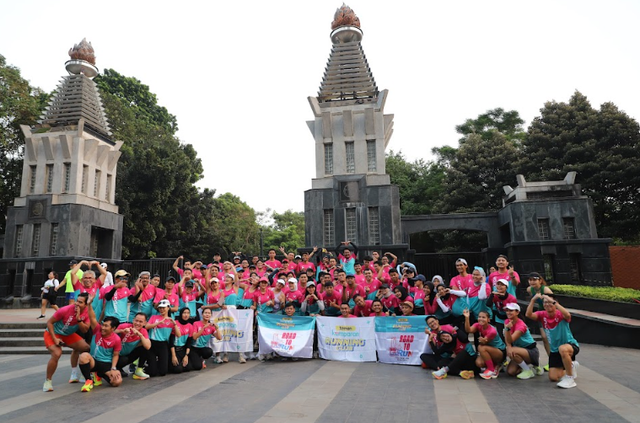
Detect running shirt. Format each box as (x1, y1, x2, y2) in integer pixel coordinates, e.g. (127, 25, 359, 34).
(343, 284, 366, 308)
(321, 291, 342, 316)
(353, 300, 373, 317)
(153, 291, 179, 316)
(489, 270, 520, 296)
(174, 321, 193, 347)
(117, 323, 149, 356)
(450, 274, 473, 291)
(339, 255, 356, 275)
(466, 283, 492, 318)
(102, 285, 131, 322)
(204, 290, 223, 308)
(253, 289, 275, 313)
(380, 295, 400, 314)
(239, 287, 257, 308)
(297, 262, 316, 274)
(285, 289, 304, 305)
(489, 293, 518, 324)
(506, 319, 536, 348)
(192, 321, 217, 348)
(179, 291, 198, 317)
(471, 323, 505, 350)
(90, 324, 122, 363)
(128, 284, 157, 321)
(63, 269, 83, 293)
(73, 281, 102, 301)
(52, 304, 89, 336)
(361, 279, 381, 300)
(534, 309, 579, 352)
(148, 315, 175, 342)
(265, 259, 282, 270)
(410, 288, 425, 309)
(223, 287, 238, 306)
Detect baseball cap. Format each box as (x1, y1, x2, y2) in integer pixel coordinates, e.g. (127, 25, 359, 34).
(306, 281, 316, 287)
(165, 276, 176, 283)
(401, 301, 414, 309)
(69, 260, 78, 265)
(496, 279, 509, 286)
(505, 303, 521, 311)
(115, 269, 130, 278)
(100, 262, 108, 268)
(288, 278, 297, 284)
(529, 272, 542, 279)
(295, 255, 302, 259)
(211, 277, 220, 283)
(185, 280, 195, 287)
(276, 279, 286, 285)
(157, 299, 171, 308)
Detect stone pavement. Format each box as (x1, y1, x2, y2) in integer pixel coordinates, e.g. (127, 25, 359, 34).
(1, 308, 640, 423)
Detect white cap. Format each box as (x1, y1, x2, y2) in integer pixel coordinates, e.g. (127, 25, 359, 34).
(505, 302, 520, 312)
(100, 262, 108, 268)
(288, 278, 297, 284)
(276, 279, 286, 285)
(157, 299, 171, 308)
(496, 278, 509, 286)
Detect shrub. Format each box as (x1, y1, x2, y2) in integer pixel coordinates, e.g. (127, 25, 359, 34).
(549, 285, 640, 304)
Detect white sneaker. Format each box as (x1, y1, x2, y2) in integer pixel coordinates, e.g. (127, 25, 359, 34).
(249, 352, 257, 360)
(69, 370, 79, 383)
(239, 353, 247, 364)
(533, 365, 544, 376)
(258, 354, 265, 362)
(571, 361, 579, 379)
(43, 379, 53, 392)
(222, 353, 229, 363)
(214, 355, 223, 364)
(557, 375, 576, 389)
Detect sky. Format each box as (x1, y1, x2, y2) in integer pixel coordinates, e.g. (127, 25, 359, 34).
(2, 0, 639, 216)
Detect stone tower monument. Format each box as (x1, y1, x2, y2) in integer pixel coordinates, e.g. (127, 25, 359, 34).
(305, 5, 404, 251)
(1, 39, 123, 302)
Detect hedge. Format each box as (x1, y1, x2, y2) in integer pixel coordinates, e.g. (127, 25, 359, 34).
(549, 285, 640, 304)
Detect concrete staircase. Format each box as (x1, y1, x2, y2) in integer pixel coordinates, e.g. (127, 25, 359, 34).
(0, 322, 71, 354)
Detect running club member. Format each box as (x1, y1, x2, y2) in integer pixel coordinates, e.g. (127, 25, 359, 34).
(527, 272, 554, 370)
(146, 299, 180, 377)
(170, 308, 194, 374)
(300, 281, 324, 316)
(488, 255, 520, 295)
(464, 309, 506, 380)
(377, 284, 400, 315)
(43, 292, 91, 392)
(320, 282, 342, 316)
(353, 295, 373, 317)
(153, 276, 179, 317)
(253, 277, 276, 314)
(115, 312, 151, 380)
(487, 278, 517, 337)
(526, 294, 580, 389)
(191, 308, 221, 367)
(503, 303, 540, 380)
(361, 268, 380, 300)
(78, 301, 123, 392)
(342, 274, 365, 308)
(336, 241, 358, 275)
(102, 270, 132, 323)
(450, 258, 473, 291)
(369, 299, 388, 316)
(338, 303, 357, 318)
(265, 249, 282, 271)
(127, 271, 156, 322)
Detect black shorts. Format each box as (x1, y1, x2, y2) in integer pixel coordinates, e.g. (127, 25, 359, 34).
(548, 344, 579, 369)
(93, 360, 114, 382)
(525, 344, 540, 366)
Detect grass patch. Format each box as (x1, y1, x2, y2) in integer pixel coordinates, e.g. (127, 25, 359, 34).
(550, 285, 640, 304)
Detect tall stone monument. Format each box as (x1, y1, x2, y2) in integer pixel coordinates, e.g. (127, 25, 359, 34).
(305, 5, 405, 252)
(1, 39, 123, 303)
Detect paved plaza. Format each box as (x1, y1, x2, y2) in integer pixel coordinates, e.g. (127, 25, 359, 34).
(1, 308, 639, 423)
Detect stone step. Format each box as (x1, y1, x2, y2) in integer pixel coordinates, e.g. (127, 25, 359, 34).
(0, 329, 44, 337)
(0, 346, 71, 355)
(0, 322, 47, 330)
(0, 337, 45, 347)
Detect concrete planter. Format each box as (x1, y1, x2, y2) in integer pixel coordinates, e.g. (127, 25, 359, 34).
(554, 294, 639, 320)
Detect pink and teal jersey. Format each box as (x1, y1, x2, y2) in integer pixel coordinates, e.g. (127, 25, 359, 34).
(129, 284, 157, 321)
(254, 290, 275, 313)
(117, 323, 149, 356)
(90, 325, 122, 363)
(148, 315, 175, 342)
(179, 291, 198, 317)
(321, 291, 342, 316)
(534, 310, 579, 352)
(223, 287, 238, 306)
(52, 305, 89, 336)
(450, 274, 473, 291)
(354, 300, 373, 317)
(507, 319, 536, 348)
(103, 285, 131, 323)
(239, 288, 257, 308)
(174, 322, 192, 347)
(361, 279, 380, 300)
(471, 323, 505, 350)
(192, 321, 217, 348)
(489, 270, 520, 296)
(153, 291, 179, 316)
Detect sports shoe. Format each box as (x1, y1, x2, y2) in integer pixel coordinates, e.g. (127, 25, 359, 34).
(69, 370, 79, 383)
(43, 379, 53, 392)
(432, 369, 448, 380)
(480, 369, 498, 380)
(214, 355, 223, 364)
(557, 375, 576, 389)
(533, 365, 544, 376)
(132, 367, 149, 380)
(37, 315, 46, 319)
(571, 361, 579, 379)
(239, 353, 247, 364)
(222, 353, 229, 363)
(92, 373, 103, 387)
(543, 364, 549, 372)
(258, 354, 265, 362)
(81, 380, 94, 392)
(517, 369, 535, 380)
(421, 362, 427, 369)
(459, 370, 475, 380)
(202, 360, 207, 369)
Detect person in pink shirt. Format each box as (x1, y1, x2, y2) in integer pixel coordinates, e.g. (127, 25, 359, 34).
(297, 273, 310, 294)
(296, 251, 316, 275)
(284, 278, 303, 311)
(252, 278, 276, 314)
(375, 261, 390, 286)
(353, 295, 373, 317)
(361, 268, 381, 300)
(342, 274, 365, 308)
(115, 313, 151, 380)
(255, 260, 268, 278)
(450, 258, 473, 291)
(464, 309, 506, 380)
(265, 249, 282, 271)
(321, 282, 342, 316)
(352, 262, 366, 285)
(488, 255, 520, 296)
(387, 268, 402, 290)
(377, 284, 400, 314)
(392, 286, 414, 316)
(399, 301, 416, 316)
(153, 276, 179, 316)
(422, 282, 439, 316)
(338, 303, 357, 318)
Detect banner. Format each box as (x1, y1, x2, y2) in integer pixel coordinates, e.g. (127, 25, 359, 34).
(375, 316, 428, 365)
(210, 308, 254, 353)
(257, 313, 315, 358)
(316, 316, 377, 362)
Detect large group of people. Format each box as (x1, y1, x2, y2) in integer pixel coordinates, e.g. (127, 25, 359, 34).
(41, 242, 580, 392)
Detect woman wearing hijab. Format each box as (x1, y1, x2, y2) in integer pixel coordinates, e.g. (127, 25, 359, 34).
(169, 307, 194, 374)
(392, 286, 413, 316)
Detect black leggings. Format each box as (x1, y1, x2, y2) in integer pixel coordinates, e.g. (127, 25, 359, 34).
(169, 347, 193, 374)
(116, 346, 151, 370)
(147, 340, 170, 377)
(447, 350, 479, 376)
(190, 347, 213, 371)
(420, 353, 452, 370)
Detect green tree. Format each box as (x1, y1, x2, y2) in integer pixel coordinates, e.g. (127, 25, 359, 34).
(261, 209, 305, 253)
(385, 150, 445, 215)
(0, 56, 49, 232)
(522, 91, 640, 242)
(456, 107, 526, 144)
(209, 193, 260, 257)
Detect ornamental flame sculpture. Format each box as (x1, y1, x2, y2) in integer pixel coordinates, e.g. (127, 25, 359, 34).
(331, 3, 360, 29)
(68, 38, 96, 65)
